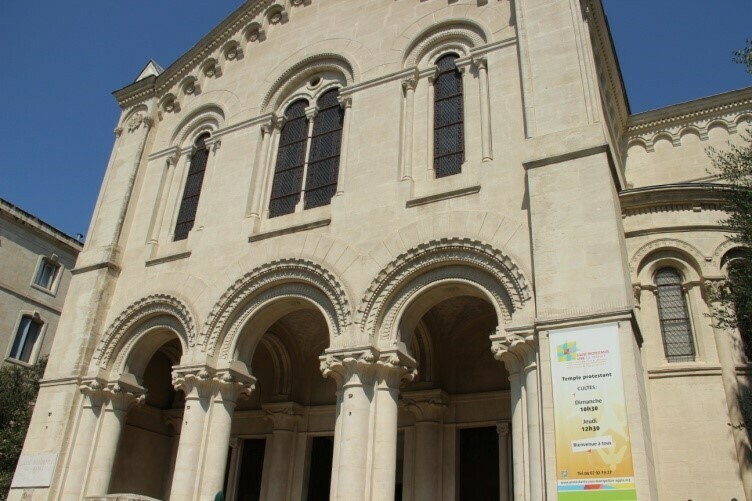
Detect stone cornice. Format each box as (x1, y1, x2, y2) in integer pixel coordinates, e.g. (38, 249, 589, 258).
(0, 197, 83, 253)
(626, 87, 752, 151)
(620, 183, 730, 218)
(113, 0, 273, 109)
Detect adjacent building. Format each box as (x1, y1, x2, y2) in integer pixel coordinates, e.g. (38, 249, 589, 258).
(0, 198, 81, 368)
(9, 0, 752, 500)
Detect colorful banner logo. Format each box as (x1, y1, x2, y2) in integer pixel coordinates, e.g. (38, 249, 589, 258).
(549, 323, 637, 501)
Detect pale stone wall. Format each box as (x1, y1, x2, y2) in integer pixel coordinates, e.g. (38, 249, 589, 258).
(0, 200, 80, 367)
(8, 0, 752, 500)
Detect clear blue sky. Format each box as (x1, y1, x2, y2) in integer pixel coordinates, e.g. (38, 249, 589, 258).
(0, 1, 750, 238)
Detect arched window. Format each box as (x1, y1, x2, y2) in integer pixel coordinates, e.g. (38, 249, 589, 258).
(305, 89, 344, 209)
(655, 267, 696, 362)
(434, 54, 464, 178)
(174, 133, 210, 240)
(269, 99, 309, 217)
(269, 89, 344, 217)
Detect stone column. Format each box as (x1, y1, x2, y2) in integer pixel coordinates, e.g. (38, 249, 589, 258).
(492, 329, 542, 501)
(59, 381, 106, 500)
(170, 367, 215, 501)
(200, 367, 255, 500)
(401, 75, 418, 181)
(497, 422, 511, 501)
(472, 56, 493, 161)
(335, 95, 353, 196)
(401, 390, 447, 501)
(85, 379, 145, 497)
(320, 347, 416, 501)
(261, 402, 302, 501)
(253, 115, 285, 220)
(704, 279, 752, 499)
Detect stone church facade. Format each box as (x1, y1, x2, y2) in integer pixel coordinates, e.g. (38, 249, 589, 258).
(9, 0, 752, 500)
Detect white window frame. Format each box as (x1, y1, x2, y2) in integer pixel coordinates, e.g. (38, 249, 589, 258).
(30, 254, 62, 295)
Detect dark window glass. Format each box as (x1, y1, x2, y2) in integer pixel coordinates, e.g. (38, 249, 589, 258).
(174, 133, 211, 240)
(269, 100, 309, 217)
(10, 315, 43, 363)
(656, 268, 696, 362)
(434, 54, 464, 178)
(305, 89, 344, 209)
(34, 259, 59, 289)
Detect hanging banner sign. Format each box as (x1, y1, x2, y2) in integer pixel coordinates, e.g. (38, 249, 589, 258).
(548, 323, 637, 500)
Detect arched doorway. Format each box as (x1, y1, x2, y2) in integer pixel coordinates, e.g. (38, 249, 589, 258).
(109, 336, 184, 499)
(397, 286, 512, 501)
(225, 300, 337, 501)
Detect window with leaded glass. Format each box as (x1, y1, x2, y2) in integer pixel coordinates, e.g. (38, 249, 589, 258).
(305, 89, 344, 209)
(268, 89, 345, 217)
(174, 133, 211, 241)
(269, 99, 309, 218)
(655, 267, 696, 362)
(434, 53, 464, 178)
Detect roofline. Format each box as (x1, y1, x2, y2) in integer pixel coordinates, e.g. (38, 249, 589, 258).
(113, 0, 263, 108)
(628, 86, 752, 133)
(0, 197, 83, 253)
(595, 0, 631, 115)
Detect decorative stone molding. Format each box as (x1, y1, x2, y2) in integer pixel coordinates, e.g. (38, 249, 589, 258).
(94, 294, 196, 370)
(490, 328, 537, 374)
(402, 22, 487, 68)
(171, 104, 225, 148)
(357, 239, 531, 339)
(401, 389, 447, 422)
(471, 55, 487, 71)
(172, 366, 216, 399)
(627, 88, 752, 153)
(201, 259, 352, 357)
(244, 23, 265, 43)
(215, 365, 256, 403)
(337, 95, 352, 110)
(263, 402, 303, 431)
(496, 421, 510, 437)
(126, 113, 147, 133)
(202, 58, 222, 79)
(222, 40, 243, 62)
(114, 127, 123, 138)
(261, 54, 356, 113)
(80, 377, 146, 412)
(629, 237, 705, 274)
(319, 347, 417, 388)
(401, 75, 418, 93)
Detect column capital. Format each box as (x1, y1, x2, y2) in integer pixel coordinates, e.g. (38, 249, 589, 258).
(304, 105, 319, 121)
(214, 363, 256, 404)
(401, 389, 448, 422)
(319, 346, 417, 388)
(338, 95, 353, 109)
(496, 421, 510, 437)
(80, 375, 145, 412)
(402, 75, 418, 93)
(263, 402, 303, 431)
(472, 55, 488, 71)
(172, 365, 216, 399)
(490, 328, 537, 373)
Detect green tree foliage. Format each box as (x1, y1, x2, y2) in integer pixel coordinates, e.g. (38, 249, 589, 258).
(707, 39, 752, 361)
(0, 359, 47, 497)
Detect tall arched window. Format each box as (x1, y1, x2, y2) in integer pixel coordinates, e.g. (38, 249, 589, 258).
(174, 133, 210, 241)
(655, 267, 696, 362)
(269, 99, 309, 218)
(434, 54, 464, 178)
(305, 89, 344, 209)
(269, 89, 344, 217)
